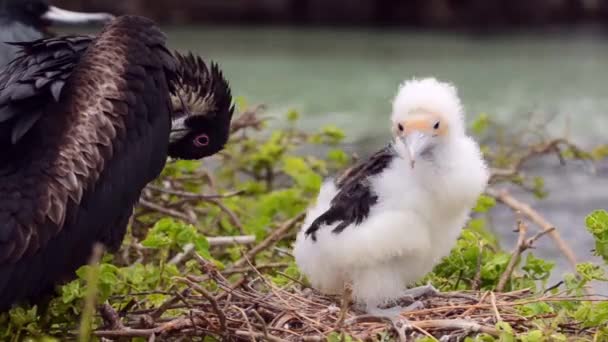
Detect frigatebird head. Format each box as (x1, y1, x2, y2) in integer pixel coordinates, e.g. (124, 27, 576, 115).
(168, 52, 234, 160)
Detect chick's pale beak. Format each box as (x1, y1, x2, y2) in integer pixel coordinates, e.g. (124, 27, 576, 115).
(399, 131, 430, 169)
(42, 6, 114, 25)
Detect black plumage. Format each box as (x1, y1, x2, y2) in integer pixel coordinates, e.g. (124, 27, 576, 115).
(0, 0, 113, 68)
(169, 52, 234, 160)
(304, 145, 395, 241)
(0, 15, 234, 312)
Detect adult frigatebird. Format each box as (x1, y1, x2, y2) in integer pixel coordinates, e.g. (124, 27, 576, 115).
(0, 15, 234, 311)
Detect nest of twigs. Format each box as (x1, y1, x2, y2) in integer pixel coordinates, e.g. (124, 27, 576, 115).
(94, 253, 600, 342)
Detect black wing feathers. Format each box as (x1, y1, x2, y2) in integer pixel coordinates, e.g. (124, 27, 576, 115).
(0, 36, 92, 144)
(304, 146, 394, 241)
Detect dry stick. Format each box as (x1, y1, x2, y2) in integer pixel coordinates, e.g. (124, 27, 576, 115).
(489, 138, 581, 182)
(460, 291, 490, 318)
(496, 220, 528, 292)
(95, 316, 200, 338)
(233, 305, 256, 342)
(169, 235, 256, 265)
(489, 292, 503, 323)
(99, 303, 125, 331)
(251, 309, 270, 342)
(203, 198, 247, 234)
(146, 185, 243, 199)
(139, 199, 197, 225)
(234, 330, 289, 342)
(486, 188, 580, 276)
(177, 277, 227, 333)
(150, 289, 191, 320)
(412, 319, 499, 337)
(497, 219, 557, 292)
(221, 262, 290, 276)
(336, 283, 353, 331)
(231, 212, 306, 269)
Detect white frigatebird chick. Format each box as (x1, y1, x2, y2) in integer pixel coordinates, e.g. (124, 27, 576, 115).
(294, 78, 489, 317)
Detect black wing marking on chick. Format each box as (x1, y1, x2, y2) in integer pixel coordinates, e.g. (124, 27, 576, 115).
(304, 145, 395, 241)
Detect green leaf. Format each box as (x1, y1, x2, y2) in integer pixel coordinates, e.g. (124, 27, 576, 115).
(585, 210, 608, 262)
(286, 109, 299, 122)
(471, 113, 489, 135)
(281, 156, 322, 193)
(473, 195, 496, 213)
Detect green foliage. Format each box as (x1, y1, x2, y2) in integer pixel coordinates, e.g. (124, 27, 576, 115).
(143, 218, 212, 260)
(585, 209, 608, 263)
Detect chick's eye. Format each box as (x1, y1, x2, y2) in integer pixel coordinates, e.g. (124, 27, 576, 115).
(433, 121, 440, 130)
(193, 134, 210, 147)
(397, 123, 404, 132)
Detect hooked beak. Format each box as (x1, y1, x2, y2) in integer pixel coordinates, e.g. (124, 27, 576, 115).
(41, 6, 114, 25)
(398, 131, 431, 169)
(169, 115, 189, 143)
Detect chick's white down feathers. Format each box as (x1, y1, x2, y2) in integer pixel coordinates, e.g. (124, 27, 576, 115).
(293, 77, 489, 310)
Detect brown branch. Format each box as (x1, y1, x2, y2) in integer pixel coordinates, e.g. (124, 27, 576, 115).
(150, 289, 191, 320)
(489, 292, 502, 323)
(230, 212, 305, 269)
(412, 319, 499, 337)
(146, 185, 243, 200)
(496, 220, 529, 292)
(234, 330, 289, 342)
(489, 138, 586, 182)
(230, 105, 267, 134)
(221, 262, 290, 276)
(99, 303, 125, 331)
(496, 217, 557, 293)
(178, 277, 227, 333)
(138, 199, 197, 225)
(486, 188, 578, 272)
(202, 198, 246, 234)
(336, 283, 352, 331)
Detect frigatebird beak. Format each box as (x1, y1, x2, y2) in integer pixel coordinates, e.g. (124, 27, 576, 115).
(42, 6, 114, 25)
(399, 131, 431, 169)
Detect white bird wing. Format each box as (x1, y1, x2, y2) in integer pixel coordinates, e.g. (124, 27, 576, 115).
(304, 145, 395, 241)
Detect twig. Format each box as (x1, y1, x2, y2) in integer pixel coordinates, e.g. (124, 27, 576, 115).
(336, 283, 352, 331)
(178, 277, 227, 333)
(230, 212, 305, 269)
(203, 198, 246, 234)
(489, 292, 502, 323)
(146, 185, 243, 199)
(151, 289, 191, 320)
(169, 236, 256, 265)
(486, 188, 578, 274)
(489, 138, 586, 182)
(252, 310, 270, 341)
(139, 199, 197, 225)
(221, 262, 290, 276)
(497, 220, 529, 292)
(412, 319, 499, 337)
(234, 330, 289, 342)
(99, 303, 125, 330)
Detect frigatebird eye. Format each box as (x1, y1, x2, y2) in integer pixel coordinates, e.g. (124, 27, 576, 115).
(193, 134, 210, 147)
(397, 123, 404, 132)
(433, 121, 440, 130)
